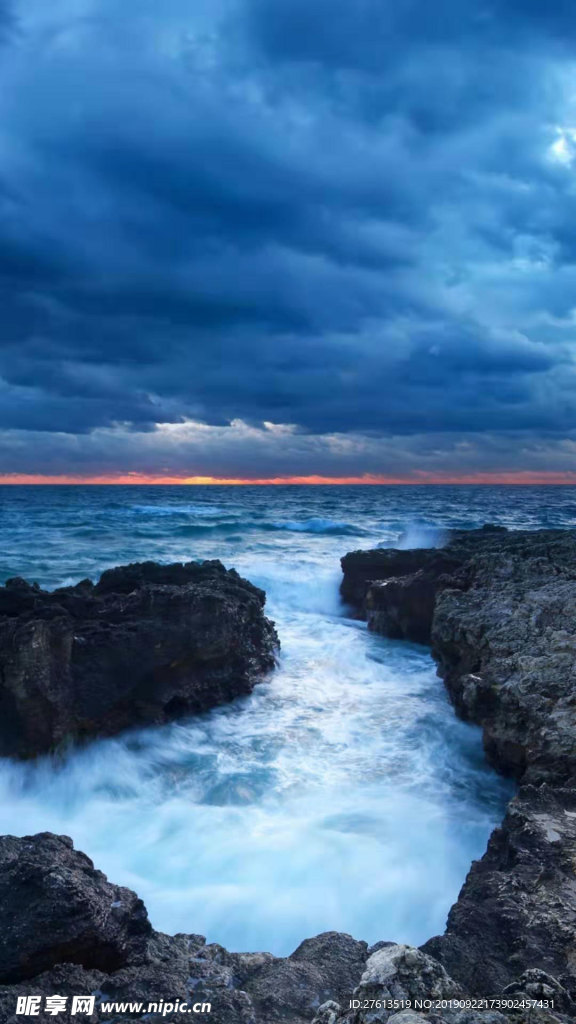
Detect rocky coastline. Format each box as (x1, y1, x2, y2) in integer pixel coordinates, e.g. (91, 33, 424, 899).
(0, 534, 575, 1023)
(0, 560, 279, 758)
(340, 526, 576, 1022)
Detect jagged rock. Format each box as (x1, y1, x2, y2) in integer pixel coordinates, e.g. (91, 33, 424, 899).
(339, 527, 507, 614)
(365, 570, 441, 645)
(502, 969, 575, 1015)
(422, 787, 576, 1001)
(430, 530, 576, 783)
(340, 549, 443, 609)
(243, 932, 368, 1023)
(420, 530, 576, 1001)
(1, 830, 559, 1023)
(176, 932, 369, 1023)
(0, 833, 370, 1024)
(340, 526, 576, 1010)
(339, 943, 464, 1023)
(356, 944, 464, 1002)
(0, 965, 107, 1024)
(0, 833, 150, 985)
(0, 560, 278, 757)
(312, 1003, 341, 1024)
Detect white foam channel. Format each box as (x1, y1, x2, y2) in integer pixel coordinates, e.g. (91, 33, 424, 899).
(0, 565, 510, 955)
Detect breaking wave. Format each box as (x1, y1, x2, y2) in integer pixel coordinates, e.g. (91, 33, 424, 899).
(0, 483, 549, 952)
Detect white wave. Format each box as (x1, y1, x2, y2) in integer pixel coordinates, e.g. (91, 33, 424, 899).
(395, 524, 448, 549)
(0, 598, 510, 954)
(0, 487, 518, 954)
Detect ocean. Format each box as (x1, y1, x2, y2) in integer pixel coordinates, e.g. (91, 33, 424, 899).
(0, 484, 573, 955)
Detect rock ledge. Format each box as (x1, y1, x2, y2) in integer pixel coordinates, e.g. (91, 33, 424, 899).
(0, 560, 278, 757)
(341, 526, 576, 1011)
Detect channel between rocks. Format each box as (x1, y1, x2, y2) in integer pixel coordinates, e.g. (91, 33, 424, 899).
(0, 527, 574, 1024)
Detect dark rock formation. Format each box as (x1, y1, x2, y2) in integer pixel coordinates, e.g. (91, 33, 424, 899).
(340, 526, 507, 642)
(0, 833, 370, 1024)
(422, 786, 576, 1003)
(340, 549, 442, 610)
(430, 530, 576, 785)
(239, 931, 369, 1024)
(341, 526, 576, 1009)
(0, 830, 570, 1023)
(0, 560, 278, 758)
(0, 833, 150, 985)
(365, 568, 443, 645)
(343, 527, 576, 782)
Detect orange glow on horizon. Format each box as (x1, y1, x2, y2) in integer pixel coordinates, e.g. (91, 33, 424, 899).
(1, 472, 576, 485)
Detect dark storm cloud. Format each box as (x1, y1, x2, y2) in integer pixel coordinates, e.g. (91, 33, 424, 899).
(1, 0, 576, 475)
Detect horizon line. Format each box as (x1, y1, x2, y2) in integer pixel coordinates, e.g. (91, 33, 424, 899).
(1, 472, 576, 486)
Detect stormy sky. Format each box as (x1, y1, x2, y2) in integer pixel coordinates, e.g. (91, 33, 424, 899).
(1, 0, 576, 480)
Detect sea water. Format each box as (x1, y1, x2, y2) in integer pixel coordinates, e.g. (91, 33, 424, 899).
(0, 484, 572, 954)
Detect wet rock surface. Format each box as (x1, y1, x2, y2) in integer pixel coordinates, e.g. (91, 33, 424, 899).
(365, 568, 444, 645)
(0, 560, 278, 757)
(340, 526, 506, 641)
(2, 529, 576, 1022)
(430, 530, 576, 785)
(342, 527, 576, 784)
(422, 786, 576, 1002)
(341, 526, 576, 1015)
(339, 548, 450, 611)
(345, 526, 576, 784)
(0, 834, 150, 985)
(0, 825, 570, 1024)
(0, 833, 370, 1024)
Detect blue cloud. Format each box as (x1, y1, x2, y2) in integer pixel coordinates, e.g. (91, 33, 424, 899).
(0, 0, 575, 474)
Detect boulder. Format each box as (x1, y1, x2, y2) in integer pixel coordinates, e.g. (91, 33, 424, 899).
(335, 943, 464, 1024)
(0, 833, 150, 984)
(0, 834, 371, 1024)
(501, 969, 575, 1016)
(0, 560, 278, 757)
(244, 932, 368, 1023)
